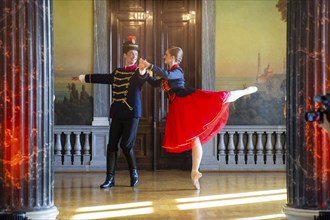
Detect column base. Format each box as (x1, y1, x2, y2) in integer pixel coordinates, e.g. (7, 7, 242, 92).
(92, 117, 109, 126)
(282, 205, 321, 220)
(26, 206, 59, 220)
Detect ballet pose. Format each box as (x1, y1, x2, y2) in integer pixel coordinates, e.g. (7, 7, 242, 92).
(73, 36, 147, 188)
(139, 46, 258, 189)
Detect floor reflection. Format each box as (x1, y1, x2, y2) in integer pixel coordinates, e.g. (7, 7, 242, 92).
(55, 170, 286, 220)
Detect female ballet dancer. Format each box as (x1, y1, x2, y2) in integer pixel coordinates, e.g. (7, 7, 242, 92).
(140, 46, 258, 189)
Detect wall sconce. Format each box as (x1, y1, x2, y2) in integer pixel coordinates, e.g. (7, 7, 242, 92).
(129, 11, 150, 20)
(182, 10, 196, 21)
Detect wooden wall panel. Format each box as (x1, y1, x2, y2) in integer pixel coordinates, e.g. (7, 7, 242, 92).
(154, 0, 200, 170)
(110, 0, 154, 170)
(118, 0, 146, 11)
(161, 0, 189, 13)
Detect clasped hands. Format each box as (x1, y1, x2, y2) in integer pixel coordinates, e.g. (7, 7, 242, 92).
(139, 58, 150, 70)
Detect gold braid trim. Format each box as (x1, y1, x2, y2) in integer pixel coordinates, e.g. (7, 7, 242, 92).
(112, 98, 133, 111)
(115, 70, 135, 75)
(147, 69, 162, 79)
(147, 69, 153, 77)
(113, 83, 130, 88)
(113, 91, 128, 95)
(114, 76, 131, 81)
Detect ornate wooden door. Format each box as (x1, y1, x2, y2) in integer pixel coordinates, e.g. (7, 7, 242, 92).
(110, 0, 201, 170)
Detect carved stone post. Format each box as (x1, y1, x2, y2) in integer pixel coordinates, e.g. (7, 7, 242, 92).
(200, 0, 219, 170)
(92, 0, 109, 127)
(0, 0, 58, 219)
(283, 0, 330, 219)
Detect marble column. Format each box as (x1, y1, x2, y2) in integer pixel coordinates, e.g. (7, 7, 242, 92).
(200, 0, 219, 170)
(92, 0, 110, 126)
(283, 0, 330, 219)
(0, 0, 58, 219)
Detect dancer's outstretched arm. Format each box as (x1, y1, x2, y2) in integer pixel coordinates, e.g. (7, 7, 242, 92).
(225, 86, 258, 103)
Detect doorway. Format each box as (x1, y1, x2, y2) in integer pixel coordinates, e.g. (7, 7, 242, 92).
(109, 0, 202, 170)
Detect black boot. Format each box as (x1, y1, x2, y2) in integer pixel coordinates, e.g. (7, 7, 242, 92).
(100, 173, 115, 188)
(130, 169, 139, 187)
(123, 148, 139, 187)
(100, 151, 117, 188)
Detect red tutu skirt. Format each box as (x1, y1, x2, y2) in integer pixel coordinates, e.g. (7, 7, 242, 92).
(162, 90, 230, 153)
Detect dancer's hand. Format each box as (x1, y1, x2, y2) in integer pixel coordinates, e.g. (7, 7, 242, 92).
(139, 58, 150, 70)
(139, 58, 146, 70)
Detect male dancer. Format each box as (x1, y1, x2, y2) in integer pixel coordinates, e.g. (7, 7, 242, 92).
(73, 36, 147, 188)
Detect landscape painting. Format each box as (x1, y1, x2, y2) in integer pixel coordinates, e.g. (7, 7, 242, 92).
(215, 0, 287, 125)
(53, 0, 94, 125)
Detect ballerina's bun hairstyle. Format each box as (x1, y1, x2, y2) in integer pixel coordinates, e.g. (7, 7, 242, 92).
(122, 35, 139, 54)
(167, 46, 183, 64)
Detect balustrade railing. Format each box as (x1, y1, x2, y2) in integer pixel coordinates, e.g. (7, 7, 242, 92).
(54, 126, 95, 166)
(217, 125, 286, 170)
(54, 125, 286, 171)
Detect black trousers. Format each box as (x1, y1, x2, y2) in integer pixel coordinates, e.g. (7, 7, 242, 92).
(108, 118, 139, 152)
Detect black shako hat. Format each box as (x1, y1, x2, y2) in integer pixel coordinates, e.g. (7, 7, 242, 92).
(122, 36, 139, 54)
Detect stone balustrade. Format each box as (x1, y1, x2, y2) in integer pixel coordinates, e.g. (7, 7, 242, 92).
(54, 125, 286, 171)
(216, 125, 285, 171)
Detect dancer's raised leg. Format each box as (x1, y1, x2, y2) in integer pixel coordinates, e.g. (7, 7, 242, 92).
(225, 86, 258, 103)
(191, 138, 203, 190)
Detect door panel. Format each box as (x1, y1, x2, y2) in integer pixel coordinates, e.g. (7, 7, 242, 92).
(155, 0, 201, 170)
(109, 0, 201, 170)
(109, 0, 154, 170)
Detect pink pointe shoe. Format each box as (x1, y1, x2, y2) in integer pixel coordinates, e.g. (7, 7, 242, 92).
(191, 171, 202, 190)
(246, 86, 258, 94)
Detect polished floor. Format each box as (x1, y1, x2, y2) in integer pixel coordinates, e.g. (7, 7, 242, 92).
(54, 170, 287, 220)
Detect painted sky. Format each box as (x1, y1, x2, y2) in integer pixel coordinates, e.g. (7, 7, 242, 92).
(215, 0, 286, 88)
(53, 0, 93, 99)
(53, 0, 286, 94)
